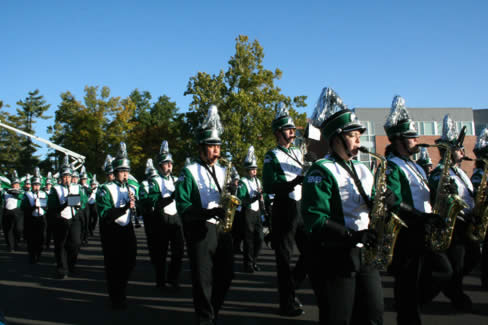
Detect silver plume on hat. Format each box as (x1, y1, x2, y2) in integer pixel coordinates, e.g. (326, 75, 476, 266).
(440, 114, 458, 142)
(117, 142, 128, 158)
(311, 87, 348, 128)
(419, 147, 431, 162)
(47, 172, 52, 179)
(200, 105, 223, 135)
(275, 102, 291, 120)
(160, 140, 169, 154)
(146, 158, 156, 170)
(34, 167, 40, 177)
(475, 128, 488, 152)
(244, 145, 257, 166)
(385, 95, 411, 129)
(103, 154, 114, 168)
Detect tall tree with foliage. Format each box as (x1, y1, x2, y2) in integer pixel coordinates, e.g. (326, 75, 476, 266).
(128, 90, 186, 177)
(50, 86, 123, 179)
(14, 89, 51, 174)
(184, 35, 307, 175)
(0, 102, 23, 174)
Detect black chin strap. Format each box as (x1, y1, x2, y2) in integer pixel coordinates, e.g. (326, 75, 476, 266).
(338, 133, 354, 158)
(280, 129, 294, 145)
(401, 138, 415, 156)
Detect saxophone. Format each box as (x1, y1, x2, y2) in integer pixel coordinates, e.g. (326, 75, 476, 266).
(420, 143, 467, 252)
(216, 158, 241, 233)
(466, 158, 488, 242)
(359, 147, 407, 270)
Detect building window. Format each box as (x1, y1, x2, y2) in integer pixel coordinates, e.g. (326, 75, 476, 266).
(416, 121, 437, 135)
(475, 123, 488, 136)
(359, 120, 375, 169)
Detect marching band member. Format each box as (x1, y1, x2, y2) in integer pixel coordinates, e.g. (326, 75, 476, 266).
(87, 175, 99, 236)
(263, 103, 308, 317)
(472, 128, 488, 290)
(2, 170, 24, 252)
(175, 105, 234, 325)
(23, 167, 48, 263)
(302, 87, 383, 325)
(427, 115, 479, 312)
(96, 142, 137, 310)
(237, 145, 264, 273)
(416, 147, 434, 177)
(383, 96, 443, 325)
(48, 156, 88, 279)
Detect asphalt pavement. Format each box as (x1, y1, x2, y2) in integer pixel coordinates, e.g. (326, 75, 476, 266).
(1, 226, 488, 325)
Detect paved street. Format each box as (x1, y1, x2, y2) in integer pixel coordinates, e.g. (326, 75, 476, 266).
(1, 227, 488, 325)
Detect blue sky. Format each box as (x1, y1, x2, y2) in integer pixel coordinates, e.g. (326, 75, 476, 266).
(1, 1, 487, 157)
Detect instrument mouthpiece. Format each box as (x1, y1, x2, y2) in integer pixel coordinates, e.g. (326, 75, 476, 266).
(418, 144, 431, 148)
(358, 146, 369, 153)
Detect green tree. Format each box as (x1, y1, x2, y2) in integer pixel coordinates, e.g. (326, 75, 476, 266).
(50, 86, 122, 180)
(184, 35, 307, 176)
(0, 104, 23, 174)
(15, 89, 51, 174)
(128, 90, 186, 178)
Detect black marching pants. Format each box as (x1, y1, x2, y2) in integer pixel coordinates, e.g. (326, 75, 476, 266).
(146, 211, 184, 286)
(243, 208, 263, 267)
(2, 208, 23, 251)
(53, 216, 82, 275)
(308, 246, 384, 325)
(25, 214, 46, 262)
(184, 221, 234, 325)
(271, 197, 308, 311)
(100, 221, 137, 305)
(88, 203, 98, 235)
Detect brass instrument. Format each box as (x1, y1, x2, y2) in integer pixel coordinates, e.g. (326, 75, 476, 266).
(419, 143, 468, 252)
(217, 158, 241, 233)
(467, 158, 488, 242)
(359, 147, 407, 270)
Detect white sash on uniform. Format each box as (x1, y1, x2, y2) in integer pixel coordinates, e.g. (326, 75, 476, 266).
(272, 147, 303, 201)
(105, 183, 133, 226)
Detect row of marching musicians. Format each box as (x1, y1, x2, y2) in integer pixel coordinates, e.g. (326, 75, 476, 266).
(0, 164, 99, 267)
(302, 88, 488, 325)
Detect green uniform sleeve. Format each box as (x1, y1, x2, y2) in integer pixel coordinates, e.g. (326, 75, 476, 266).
(175, 167, 202, 221)
(386, 160, 413, 211)
(96, 185, 114, 220)
(237, 179, 251, 208)
(301, 162, 343, 237)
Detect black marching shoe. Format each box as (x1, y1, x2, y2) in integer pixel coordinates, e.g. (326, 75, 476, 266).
(252, 263, 261, 272)
(293, 297, 303, 308)
(279, 306, 304, 317)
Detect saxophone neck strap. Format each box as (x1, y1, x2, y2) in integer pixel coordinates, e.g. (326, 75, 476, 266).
(202, 163, 222, 194)
(277, 146, 304, 168)
(335, 154, 372, 209)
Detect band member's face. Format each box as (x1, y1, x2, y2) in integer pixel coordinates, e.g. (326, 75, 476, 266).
(202, 144, 221, 165)
(334, 130, 361, 160)
(12, 183, 20, 189)
(277, 128, 296, 146)
(160, 161, 173, 175)
(115, 170, 129, 183)
(80, 179, 87, 185)
(107, 174, 115, 181)
(46, 184, 52, 191)
(62, 175, 71, 186)
(72, 177, 79, 184)
(248, 168, 257, 177)
(25, 184, 31, 189)
(91, 184, 97, 189)
(404, 137, 419, 154)
(32, 184, 41, 191)
(452, 148, 464, 164)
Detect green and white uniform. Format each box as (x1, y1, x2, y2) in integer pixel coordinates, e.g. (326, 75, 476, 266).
(302, 155, 373, 237)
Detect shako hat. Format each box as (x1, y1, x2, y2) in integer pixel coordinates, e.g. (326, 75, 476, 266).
(60, 155, 73, 176)
(103, 154, 114, 175)
(243, 145, 258, 169)
(32, 167, 42, 185)
(11, 170, 20, 184)
(145, 159, 159, 178)
(435, 114, 461, 147)
(46, 172, 53, 185)
(158, 140, 173, 165)
(112, 142, 131, 171)
(272, 103, 296, 133)
(417, 147, 433, 168)
(79, 166, 88, 179)
(384, 95, 419, 140)
(91, 174, 99, 186)
(196, 105, 223, 145)
(474, 128, 488, 158)
(311, 87, 365, 142)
